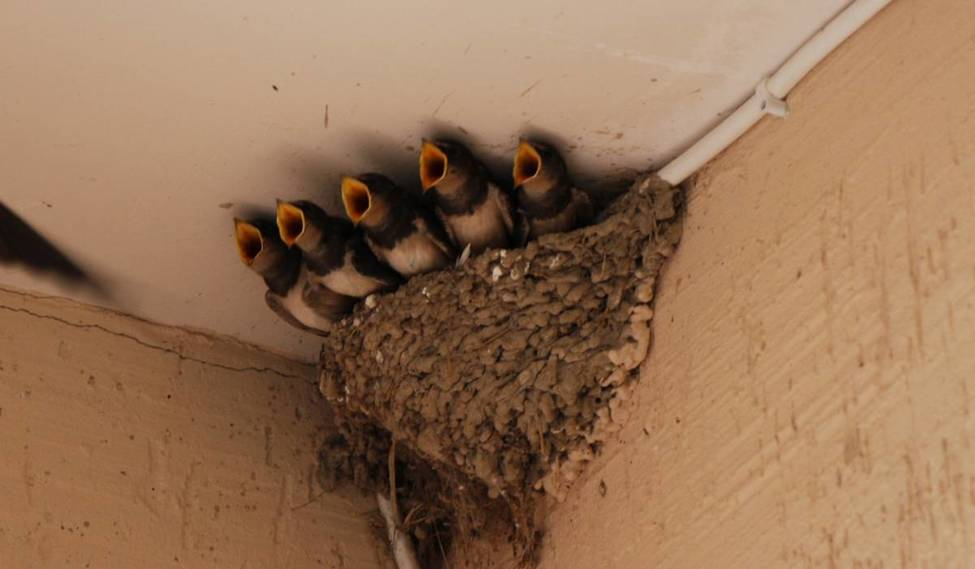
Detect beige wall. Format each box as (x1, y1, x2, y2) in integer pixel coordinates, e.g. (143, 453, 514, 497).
(535, 1, 975, 567)
(0, 287, 385, 568)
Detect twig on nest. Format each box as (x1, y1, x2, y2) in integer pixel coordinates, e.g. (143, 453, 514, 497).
(379, 438, 421, 569)
(389, 439, 399, 522)
(377, 492, 422, 569)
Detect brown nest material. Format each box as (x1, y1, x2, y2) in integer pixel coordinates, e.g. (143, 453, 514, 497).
(317, 174, 682, 564)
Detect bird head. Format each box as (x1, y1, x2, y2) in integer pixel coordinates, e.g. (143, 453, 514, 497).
(276, 199, 335, 251)
(275, 200, 306, 248)
(419, 139, 476, 194)
(513, 140, 567, 193)
(341, 174, 398, 229)
(234, 218, 288, 274)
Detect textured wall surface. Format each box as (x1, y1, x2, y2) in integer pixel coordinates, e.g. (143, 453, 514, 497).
(519, 1, 975, 568)
(0, 288, 386, 568)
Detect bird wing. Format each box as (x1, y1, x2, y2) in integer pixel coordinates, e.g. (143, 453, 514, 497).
(489, 183, 524, 246)
(301, 280, 356, 321)
(350, 234, 403, 291)
(432, 205, 458, 248)
(0, 201, 94, 285)
(264, 290, 329, 336)
(415, 206, 457, 260)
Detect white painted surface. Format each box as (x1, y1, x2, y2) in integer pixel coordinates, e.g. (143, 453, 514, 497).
(0, 0, 847, 358)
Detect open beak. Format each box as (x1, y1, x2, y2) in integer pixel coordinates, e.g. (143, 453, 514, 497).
(275, 200, 306, 247)
(513, 141, 542, 186)
(233, 218, 263, 265)
(419, 141, 448, 191)
(341, 177, 372, 224)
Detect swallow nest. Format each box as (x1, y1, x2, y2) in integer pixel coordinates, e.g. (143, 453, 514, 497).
(317, 174, 682, 557)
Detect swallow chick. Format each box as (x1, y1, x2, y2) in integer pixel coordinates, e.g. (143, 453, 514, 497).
(512, 140, 594, 240)
(234, 218, 354, 334)
(276, 199, 402, 298)
(340, 174, 455, 277)
(419, 140, 517, 255)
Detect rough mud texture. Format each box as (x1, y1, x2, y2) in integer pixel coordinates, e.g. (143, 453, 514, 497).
(318, 410, 522, 568)
(317, 174, 681, 562)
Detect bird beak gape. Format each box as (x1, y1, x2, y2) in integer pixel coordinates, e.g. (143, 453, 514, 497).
(513, 141, 542, 186)
(341, 177, 372, 224)
(233, 219, 264, 265)
(275, 201, 306, 247)
(419, 142, 448, 191)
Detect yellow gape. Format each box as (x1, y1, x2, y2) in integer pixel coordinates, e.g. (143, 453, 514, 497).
(275, 201, 306, 247)
(419, 142, 448, 190)
(513, 141, 542, 186)
(233, 219, 263, 264)
(340, 177, 372, 224)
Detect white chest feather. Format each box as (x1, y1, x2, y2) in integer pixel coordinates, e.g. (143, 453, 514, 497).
(318, 251, 380, 297)
(280, 271, 330, 329)
(378, 231, 447, 276)
(448, 206, 507, 251)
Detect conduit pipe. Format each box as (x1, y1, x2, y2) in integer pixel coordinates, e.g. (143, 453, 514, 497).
(658, 0, 893, 186)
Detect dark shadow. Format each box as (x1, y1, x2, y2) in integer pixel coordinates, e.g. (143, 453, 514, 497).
(284, 149, 347, 214)
(344, 129, 424, 199)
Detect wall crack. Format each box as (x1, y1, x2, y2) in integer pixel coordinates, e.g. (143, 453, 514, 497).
(0, 304, 309, 380)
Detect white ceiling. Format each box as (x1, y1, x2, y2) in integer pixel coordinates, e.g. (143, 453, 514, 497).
(0, 0, 847, 360)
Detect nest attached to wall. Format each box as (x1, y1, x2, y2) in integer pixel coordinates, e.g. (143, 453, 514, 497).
(317, 174, 682, 562)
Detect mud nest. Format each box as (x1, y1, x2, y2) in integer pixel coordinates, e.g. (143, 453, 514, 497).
(317, 174, 682, 563)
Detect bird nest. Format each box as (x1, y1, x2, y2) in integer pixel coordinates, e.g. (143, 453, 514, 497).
(316, 174, 682, 562)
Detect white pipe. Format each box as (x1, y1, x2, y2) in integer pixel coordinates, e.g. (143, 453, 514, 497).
(658, 0, 892, 186)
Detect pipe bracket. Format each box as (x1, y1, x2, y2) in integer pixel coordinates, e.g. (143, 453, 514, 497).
(756, 78, 790, 118)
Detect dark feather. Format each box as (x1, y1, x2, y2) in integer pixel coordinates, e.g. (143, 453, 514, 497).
(571, 188, 595, 226)
(264, 291, 329, 336)
(492, 185, 518, 240)
(0, 201, 89, 282)
(301, 281, 356, 321)
(350, 234, 403, 291)
(414, 202, 457, 259)
(0, 201, 111, 298)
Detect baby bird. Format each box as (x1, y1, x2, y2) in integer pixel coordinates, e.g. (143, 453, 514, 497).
(276, 199, 402, 297)
(234, 218, 354, 333)
(341, 174, 455, 277)
(419, 140, 517, 254)
(512, 140, 593, 240)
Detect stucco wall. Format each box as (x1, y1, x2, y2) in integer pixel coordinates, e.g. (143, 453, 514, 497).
(0, 287, 385, 568)
(533, 1, 975, 567)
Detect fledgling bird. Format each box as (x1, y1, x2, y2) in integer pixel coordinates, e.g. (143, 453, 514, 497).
(233, 217, 354, 334)
(340, 174, 455, 277)
(419, 140, 517, 255)
(275, 199, 402, 298)
(512, 140, 594, 240)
